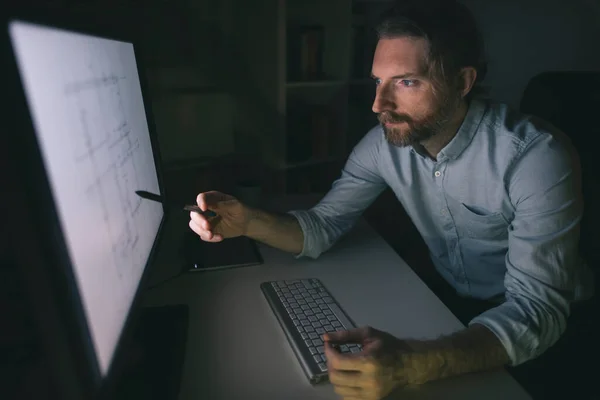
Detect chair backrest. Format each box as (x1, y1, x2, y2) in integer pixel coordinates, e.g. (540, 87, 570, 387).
(520, 71, 600, 175)
(520, 71, 600, 274)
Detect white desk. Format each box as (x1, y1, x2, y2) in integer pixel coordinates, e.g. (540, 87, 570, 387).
(143, 198, 531, 400)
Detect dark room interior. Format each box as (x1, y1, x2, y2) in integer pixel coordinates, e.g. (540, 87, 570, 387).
(2, 0, 600, 399)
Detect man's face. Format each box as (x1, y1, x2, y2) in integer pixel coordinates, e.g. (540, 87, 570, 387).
(371, 37, 461, 147)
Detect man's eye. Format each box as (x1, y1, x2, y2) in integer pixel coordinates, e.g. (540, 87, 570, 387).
(399, 79, 416, 87)
(374, 78, 382, 86)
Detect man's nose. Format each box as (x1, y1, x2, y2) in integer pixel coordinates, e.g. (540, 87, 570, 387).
(372, 89, 395, 114)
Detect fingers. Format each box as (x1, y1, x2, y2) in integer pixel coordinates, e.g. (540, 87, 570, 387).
(324, 326, 373, 344)
(331, 382, 362, 399)
(188, 213, 223, 242)
(329, 368, 364, 389)
(196, 191, 231, 212)
(324, 341, 366, 372)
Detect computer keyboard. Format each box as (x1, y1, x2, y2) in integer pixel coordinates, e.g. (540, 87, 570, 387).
(261, 278, 362, 384)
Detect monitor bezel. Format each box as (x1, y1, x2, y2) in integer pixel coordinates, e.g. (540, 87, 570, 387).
(2, 6, 170, 399)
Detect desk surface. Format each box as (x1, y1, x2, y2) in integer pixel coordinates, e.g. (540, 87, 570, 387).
(143, 197, 531, 400)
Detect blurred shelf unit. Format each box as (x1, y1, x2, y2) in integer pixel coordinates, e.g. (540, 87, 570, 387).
(232, 0, 380, 193)
(60, 0, 384, 195)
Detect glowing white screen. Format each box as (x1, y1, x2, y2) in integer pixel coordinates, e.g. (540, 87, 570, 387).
(9, 21, 163, 375)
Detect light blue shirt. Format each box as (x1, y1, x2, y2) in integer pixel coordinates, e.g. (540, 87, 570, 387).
(290, 99, 594, 366)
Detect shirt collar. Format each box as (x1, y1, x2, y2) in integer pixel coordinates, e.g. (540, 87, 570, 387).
(438, 99, 487, 161)
(409, 99, 487, 161)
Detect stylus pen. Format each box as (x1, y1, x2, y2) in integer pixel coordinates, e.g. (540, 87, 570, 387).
(135, 190, 217, 217)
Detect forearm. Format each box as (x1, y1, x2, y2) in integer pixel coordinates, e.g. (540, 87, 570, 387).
(402, 324, 510, 385)
(244, 207, 304, 254)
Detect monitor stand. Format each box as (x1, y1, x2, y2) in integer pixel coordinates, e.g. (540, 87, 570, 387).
(113, 304, 189, 400)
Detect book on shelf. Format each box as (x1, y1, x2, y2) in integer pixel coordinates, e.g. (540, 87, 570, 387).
(352, 24, 376, 80)
(287, 24, 325, 82)
(286, 102, 337, 165)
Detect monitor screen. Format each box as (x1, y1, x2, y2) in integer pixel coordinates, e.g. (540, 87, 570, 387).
(8, 20, 164, 376)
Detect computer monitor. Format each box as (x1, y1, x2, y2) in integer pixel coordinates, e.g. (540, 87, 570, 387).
(2, 11, 168, 400)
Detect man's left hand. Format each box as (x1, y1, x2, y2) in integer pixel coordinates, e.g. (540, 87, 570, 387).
(323, 326, 417, 400)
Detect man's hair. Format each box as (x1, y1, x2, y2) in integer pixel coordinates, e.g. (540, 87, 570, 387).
(375, 0, 487, 99)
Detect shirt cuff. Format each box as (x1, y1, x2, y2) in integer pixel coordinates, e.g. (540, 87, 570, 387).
(469, 302, 542, 366)
(287, 210, 318, 259)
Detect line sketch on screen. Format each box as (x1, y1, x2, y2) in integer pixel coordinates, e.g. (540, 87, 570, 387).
(64, 59, 144, 281)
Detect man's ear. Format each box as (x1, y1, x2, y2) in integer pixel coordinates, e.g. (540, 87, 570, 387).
(459, 67, 478, 98)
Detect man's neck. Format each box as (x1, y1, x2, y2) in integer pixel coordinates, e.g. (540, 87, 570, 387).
(420, 101, 469, 161)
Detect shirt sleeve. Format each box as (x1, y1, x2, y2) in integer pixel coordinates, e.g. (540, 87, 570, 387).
(289, 127, 388, 259)
(469, 130, 583, 366)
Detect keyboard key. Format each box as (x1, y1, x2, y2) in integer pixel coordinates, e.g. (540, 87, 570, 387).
(312, 339, 323, 346)
(312, 322, 322, 328)
(305, 325, 315, 332)
(327, 315, 337, 321)
(332, 321, 342, 327)
(327, 304, 354, 330)
(309, 347, 317, 355)
(318, 363, 327, 372)
(302, 279, 314, 288)
(316, 327, 325, 335)
(313, 355, 322, 363)
(308, 316, 317, 322)
(324, 325, 334, 332)
(323, 309, 333, 315)
(301, 333, 308, 339)
(340, 345, 349, 353)
(316, 313, 325, 319)
(319, 319, 329, 325)
(351, 347, 361, 353)
(317, 346, 325, 354)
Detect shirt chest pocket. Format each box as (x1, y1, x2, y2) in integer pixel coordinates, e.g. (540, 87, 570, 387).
(454, 203, 509, 240)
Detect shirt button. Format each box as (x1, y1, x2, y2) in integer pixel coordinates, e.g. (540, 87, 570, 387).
(434, 171, 441, 177)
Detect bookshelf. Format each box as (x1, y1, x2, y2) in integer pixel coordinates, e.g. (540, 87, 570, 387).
(229, 0, 382, 194)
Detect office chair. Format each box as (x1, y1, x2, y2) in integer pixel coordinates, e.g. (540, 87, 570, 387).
(520, 71, 600, 285)
(517, 71, 600, 399)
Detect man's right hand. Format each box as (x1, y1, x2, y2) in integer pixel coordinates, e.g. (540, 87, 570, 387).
(188, 191, 251, 242)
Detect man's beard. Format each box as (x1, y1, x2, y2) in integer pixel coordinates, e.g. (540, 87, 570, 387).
(378, 90, 462, 148)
